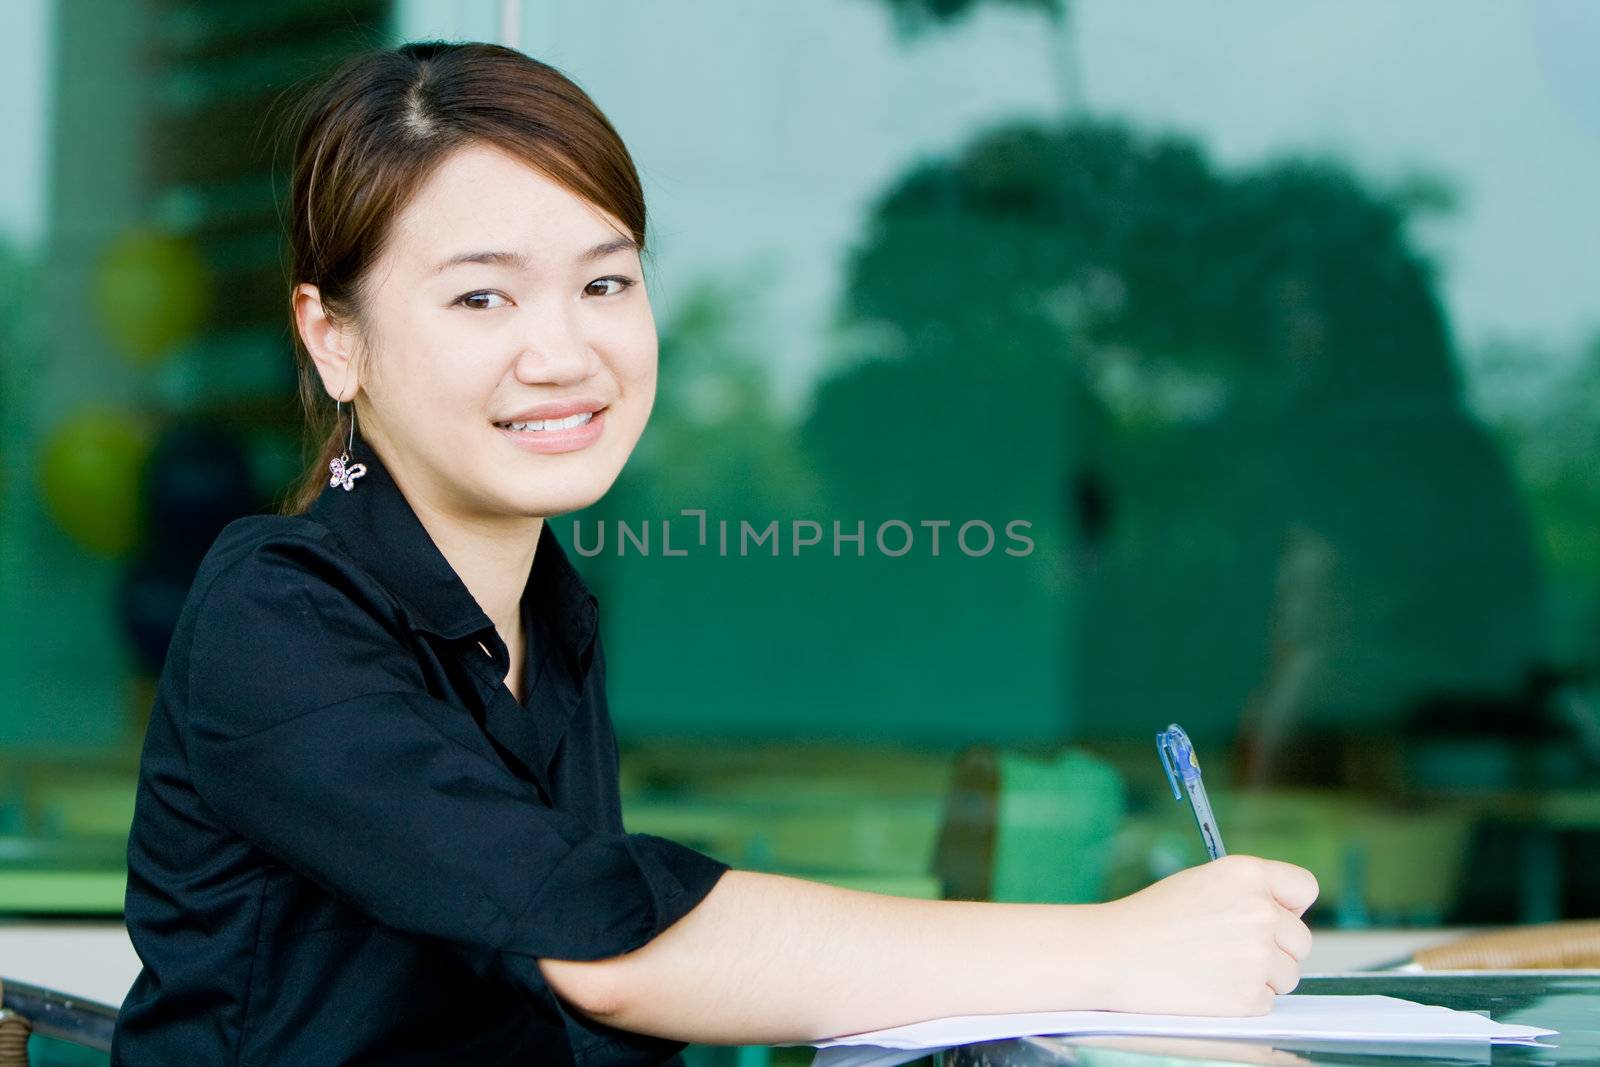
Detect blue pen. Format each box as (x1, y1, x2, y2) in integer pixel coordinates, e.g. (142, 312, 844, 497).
(1156, 723, 1227, 860)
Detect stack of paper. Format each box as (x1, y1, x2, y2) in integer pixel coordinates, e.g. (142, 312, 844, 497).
(785, 994, 1557, 1067)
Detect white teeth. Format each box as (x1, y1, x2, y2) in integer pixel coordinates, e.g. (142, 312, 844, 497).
(501, 411, 594, 432)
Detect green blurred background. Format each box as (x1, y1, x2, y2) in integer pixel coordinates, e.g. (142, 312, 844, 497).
(0, 0, 1598, 1057)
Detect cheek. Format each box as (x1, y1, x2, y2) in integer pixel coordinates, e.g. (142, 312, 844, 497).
(367, 336, 492, 436)
(613, 320, 659, 397)
(629, 352, 658, 401)
(617, 354, 657, 438)
(392, 313, 480, 391)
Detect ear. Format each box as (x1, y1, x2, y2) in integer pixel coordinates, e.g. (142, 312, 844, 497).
(293, 283, 361, 402)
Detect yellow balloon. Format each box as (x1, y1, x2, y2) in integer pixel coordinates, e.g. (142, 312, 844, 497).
(38, 408, 153, 558)
(93, 229, 210, 367)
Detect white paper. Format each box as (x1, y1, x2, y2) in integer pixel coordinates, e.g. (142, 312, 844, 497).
(788, 994, 1557, 1067)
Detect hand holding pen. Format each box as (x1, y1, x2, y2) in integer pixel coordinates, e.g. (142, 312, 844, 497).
(1098, 851, 1319, 1015)
(1055, 722, 1320, 1015)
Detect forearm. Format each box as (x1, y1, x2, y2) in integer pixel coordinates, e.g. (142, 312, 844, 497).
(541, 868, 1112, 1046)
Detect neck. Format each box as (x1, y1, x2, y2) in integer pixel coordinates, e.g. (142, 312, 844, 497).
(389, 466, 542, 649)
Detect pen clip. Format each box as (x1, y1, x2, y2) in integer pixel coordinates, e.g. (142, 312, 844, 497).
(1156, 723, 1199, 801)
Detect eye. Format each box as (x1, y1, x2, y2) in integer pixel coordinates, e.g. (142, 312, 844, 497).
(586, 275, 637, 297)
(454, 290, 510, 311)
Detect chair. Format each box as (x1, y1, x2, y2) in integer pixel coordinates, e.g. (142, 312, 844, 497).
(0, 977, 117, 1066)
(932, 746, 1125, 903)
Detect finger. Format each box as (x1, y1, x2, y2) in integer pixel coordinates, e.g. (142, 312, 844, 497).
(1266, 947, 1301, 996)
(1262, 861, 1319, 916)
(1275, 913, 1313, 961)
(1245, 985, 1277, 1017)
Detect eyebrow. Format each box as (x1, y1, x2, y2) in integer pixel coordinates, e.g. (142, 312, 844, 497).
(430, 237, 638, 275)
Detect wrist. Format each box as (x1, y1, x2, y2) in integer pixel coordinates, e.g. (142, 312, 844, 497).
(1050, 900, 1124, 1011)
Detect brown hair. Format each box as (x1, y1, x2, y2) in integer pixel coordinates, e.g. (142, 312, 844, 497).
(274, 41, 649, 515)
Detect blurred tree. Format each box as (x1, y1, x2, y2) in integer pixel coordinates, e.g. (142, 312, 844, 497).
(804, 116, 1546, 754)
(1468, 331, 1600, 669)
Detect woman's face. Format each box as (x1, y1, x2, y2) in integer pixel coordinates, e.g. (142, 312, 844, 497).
(339, 141, 657, 520)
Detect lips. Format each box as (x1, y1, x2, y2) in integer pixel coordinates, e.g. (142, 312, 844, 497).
(494, 406, 607, 453)
(493, 398, 608, 425)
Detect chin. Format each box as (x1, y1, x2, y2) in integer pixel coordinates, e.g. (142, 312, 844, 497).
(515, 480, 613, 519)
(483, 436, 632, 517)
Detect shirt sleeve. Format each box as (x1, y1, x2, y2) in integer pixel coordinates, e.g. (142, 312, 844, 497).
(182, 533, 729, 981)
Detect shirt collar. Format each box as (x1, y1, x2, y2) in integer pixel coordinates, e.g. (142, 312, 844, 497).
(306, 435, 598, 665)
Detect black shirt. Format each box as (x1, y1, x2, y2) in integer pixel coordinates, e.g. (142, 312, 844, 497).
(112, 438, 730, 1066)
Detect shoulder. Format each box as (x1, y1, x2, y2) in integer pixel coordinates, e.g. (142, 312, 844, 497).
(190, 513, 391, 628)
(185, 511, 412, 681)
(182, 515, 423, 723)
(197, 513, 332, 579)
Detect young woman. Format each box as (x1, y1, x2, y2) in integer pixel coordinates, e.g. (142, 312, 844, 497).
(112, 41, 1318, 1067)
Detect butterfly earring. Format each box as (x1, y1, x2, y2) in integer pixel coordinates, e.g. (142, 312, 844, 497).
(329, 399, 367, 491)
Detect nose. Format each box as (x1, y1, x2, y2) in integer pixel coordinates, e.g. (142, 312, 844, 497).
(512, 306, 602, 385)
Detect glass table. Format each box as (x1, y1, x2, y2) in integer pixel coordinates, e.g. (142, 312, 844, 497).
(941, 974, 1599, 1067)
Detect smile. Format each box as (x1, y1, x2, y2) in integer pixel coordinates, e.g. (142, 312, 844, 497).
(495, 411, 595, 432)
(492, 408, 607, 454)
